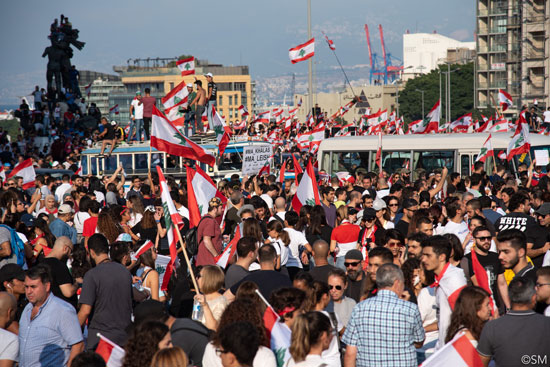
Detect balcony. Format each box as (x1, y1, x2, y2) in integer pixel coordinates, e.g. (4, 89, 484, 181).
(478, 81, 507, 89)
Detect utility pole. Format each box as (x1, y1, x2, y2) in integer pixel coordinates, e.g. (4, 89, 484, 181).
(307, 0, 313, 117)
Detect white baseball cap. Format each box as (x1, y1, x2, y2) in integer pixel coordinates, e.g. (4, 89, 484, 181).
(205, 72, 213, 78)
(186, 83, 193, 88)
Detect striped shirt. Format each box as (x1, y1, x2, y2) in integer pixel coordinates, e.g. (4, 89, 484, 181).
(342, 290, 425, 367)
(19, 293, 83, 367)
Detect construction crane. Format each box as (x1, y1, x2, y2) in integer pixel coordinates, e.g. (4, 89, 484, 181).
(364, 25, 384, 84)
(378, 25, 404, 84)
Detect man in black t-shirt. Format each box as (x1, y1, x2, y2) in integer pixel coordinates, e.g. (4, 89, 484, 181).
(205, 73, 217, 131)
(461, 227, 509, 312)
(42, 236, 78, 309)
(98, 117, 116, 158)
(528, 203, 550, 269)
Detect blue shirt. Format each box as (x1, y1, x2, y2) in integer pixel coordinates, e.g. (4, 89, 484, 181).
(19, 294, 83, 367)
(49, 218, 77, 244)
(342, 290, 425, 367)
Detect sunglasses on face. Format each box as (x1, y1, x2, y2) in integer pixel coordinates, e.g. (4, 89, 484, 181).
(344, 261, 360, 267)
(329, 285, 343, 290)
(475, 236, 491, 242)
(388, 203, 399, 207)
(387, 242, 402, 248)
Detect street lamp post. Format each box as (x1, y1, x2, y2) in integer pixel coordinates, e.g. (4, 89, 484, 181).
(415, 89, 425, 118)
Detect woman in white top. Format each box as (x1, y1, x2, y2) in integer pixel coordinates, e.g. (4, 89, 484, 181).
(415, 264, 438, 363)
(286, 312, 334, 367)
(266, 220, 290, 272)
(136, 245, 164, 302)
(202, 298, 276, 367)
(327, 270, 356, 329)
(194, 265, 228, 331)
(373, 198, 395, 229)
(127, 196, 144, 228)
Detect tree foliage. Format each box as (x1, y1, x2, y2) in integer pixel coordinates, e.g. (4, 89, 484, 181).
(399, 62, 475, 123)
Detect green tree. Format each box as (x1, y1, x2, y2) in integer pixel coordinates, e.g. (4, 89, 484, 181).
(399, 62, 474, 124)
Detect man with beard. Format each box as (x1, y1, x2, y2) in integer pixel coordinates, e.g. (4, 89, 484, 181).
(41, 236, 78, 309)
(406, 232, 429, 260)
(460, 226, 510, 313)
(497, 229, 537, 282)
(77, 234, 132, 349)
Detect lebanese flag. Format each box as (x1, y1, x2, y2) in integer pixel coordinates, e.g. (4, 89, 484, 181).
(476, 115, 493, 132)
(176, 56, 195, 76)
(186, 165, 227, 228)
(212, 107, 231, 156)
(307, 127, 325, 148)
(367, 109, 385, 127)
(297, 98, 302, 107)
(497, 150, 507, 160)
(421, 331, 483, 367)
(507, 122, 530, 161)
(132, 240, 154, 260)
(407, 119, 425, 134)
(84, 82, 93, 97)
(255, 111, 271, 124)
(323, 32, 336, 50)
(75, 161, 82, 176)
(279, 160, 287, 183)
(109, 104, 119, 115)
(150, 106, 216, 166)
(474, 134, 494, 163)
(238, 105, 249, 118)
(157, 166, 184, 290)
(292, 153, 303, 179)
(162, 80, 189, 110)
(289, 38, 315, 64)
(498, 89, 513, 112)
(216, 227, 241, 269)
(450, 113, 472, 133)
(233, 120, 247, 130)
(258, 158, 271, 176)
(490, 118, 508, 132)
(375, 131, 383, 175)
(95, 333, 125, 367)
(284, 117, 292, 132)
(264, 304, 292, 366)
(0, 167, 5, 184)
(291, 160, 320, 212)
(424, 100, 441, 133)
(471, 248, 496, 315)
(7, 159, 36, 190)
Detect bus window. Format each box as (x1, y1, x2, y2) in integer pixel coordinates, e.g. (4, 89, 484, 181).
(381, 152, 411, 174)
(119, 154, 133, 172)
(461, 155, 470, 177)
(218, 152, 243, 171)
(90, 157, 98, 175)
(334, 152, 369, 173)
(321, 152, 331, 173)
(103, 155, 117, 174)
(81, 155, 88, 175)
(166, 155, 182, 173)
(151, 153, 164, 169)
(413, 151, 454, 174)
(135, 154, 149, 171)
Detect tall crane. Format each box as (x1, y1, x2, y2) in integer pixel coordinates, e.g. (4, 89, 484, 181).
(364, 25, 383, 84)
(378, 24, 404, 84)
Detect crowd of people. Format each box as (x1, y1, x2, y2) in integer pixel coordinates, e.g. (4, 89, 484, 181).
(0, 142, 549, 366)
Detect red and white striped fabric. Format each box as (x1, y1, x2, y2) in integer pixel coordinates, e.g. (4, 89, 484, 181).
(323, 32, 336, 51)
(450, 113, 472, 133)
(132, 240, 154, 260)
(507, 121, 530, 161)
(289, 38, 315, 64)
(474, 134, 494, 163)
(109, 104, 119, 115)
(95, 333, 125, 367)
(498, 89, 513, 112)
(238, 105, 249, 118)
(162, 80, 189, 110)
(291, 160, 320, 212)
(186, 165, 227, 228)
(7, 159, 36, 190)
(264, 302, 292, 366)
(84, 82, 93, 97)
(490, 118, 508, 132)
(421, 331, 483, 367)
(176, 57, 195, 76)
(212, 106, 231, 156)
(255, 111, 271, 124)
(216, 227, 241, 269)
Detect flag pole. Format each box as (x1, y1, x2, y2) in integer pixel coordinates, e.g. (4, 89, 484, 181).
(323, 32, 357, 99)
(175, 228, 201, 293)
(489, 93, 503, 119)
(489, 135, 497, 174)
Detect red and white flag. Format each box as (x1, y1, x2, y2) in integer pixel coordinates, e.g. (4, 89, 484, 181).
(258, 158, 271, 176)
(450, 113, 472, 133)
(162, 80, 189, 110)
(291, 160, 320, 212)
(279, 160, 287, 184)
(212, 106, 231, 156)
(424, 100, 441, 133)
(7, 159, 36, 190)
(297, 98, 302, 107)
(498, 89, 513, 112)
(255, 111, 271, 124)
(216, 227, 241, 269)
(263, 300, 292, 366)
(84, 82, 93, 97)
(186, 165, 227, 228)
(109, 104, 119, 115)
(497, 150, 507, 160)
(490, 118, 508, 132)
(0, 167, 5, 184)
(157, 166, 184, 290)
(95, 333, 125, 367)
(289, 38, 315, 64)
(375, 131, 383, 175)
(474, 134, 494, 163)
(176, 56, 195, 76)
(132, 240, 154, 260)
(238, 105, 249, 118)
(151, 106, 216, 166)
(507, 121, 530, 161)
(323, 32, 336, 50)
(421, 331, 483, 367)
(75, 161, 82, 176)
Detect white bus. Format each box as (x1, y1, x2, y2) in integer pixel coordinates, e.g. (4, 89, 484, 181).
(317, 132, 550, 177)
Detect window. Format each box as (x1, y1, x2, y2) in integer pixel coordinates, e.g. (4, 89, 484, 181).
(169, 82, 174, 90)
(228, 96, 233, 105)
(119, 154, 133, 172)
(229, 108, 233, 118)
(219, 95, 223, 105)
(413, 151, 454, 174)
(461, 155, 470, 177)
(81, 156, 88, 175)
(332, 152, 370, 173)
(234, 94, 238, 105)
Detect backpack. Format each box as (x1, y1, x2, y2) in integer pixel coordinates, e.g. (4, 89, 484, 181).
(0, 225, 26, 268)
(184, 216, 208, 257)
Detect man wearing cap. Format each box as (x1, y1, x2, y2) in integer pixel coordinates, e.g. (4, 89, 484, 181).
(0, 264, 27, 334)
(190, 80, 207, 134)
(529, 203, 550, 269)
(205, 73, 217, 131)
(128, 91, 144, 144)
(49, 204, 77, 244)
(182, 83, 196, 136)
(196, 197, 224, 266)
(141, 88, 156, 140)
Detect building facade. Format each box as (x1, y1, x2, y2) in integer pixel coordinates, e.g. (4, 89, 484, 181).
(475, 0, 549, 114)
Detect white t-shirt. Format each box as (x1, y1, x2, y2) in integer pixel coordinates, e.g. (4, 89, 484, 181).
(131, 99, 144, 119)
(261, 194, 274, 209)
(267, 237, 289, 266)
(0, 328, 19, 362)
(543, 110, 550, 123)
(55, 183, 72, 202)
(73, 212, 91, 234)
(318, 310, 343, 367)
(417, 287, 438, 344)
(542, 250, 550, 267)
(202, 342, 276, 367)
(284, 228, 308, 268)
(442, 220, 469, 244)
(270, 211, 286, 223)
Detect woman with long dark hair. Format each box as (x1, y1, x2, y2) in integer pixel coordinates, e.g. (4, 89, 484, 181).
(445, 286, 492, 344)
(305, 205, 332, 246)
(266, 219, 290, 272)
(122, 320, 172, 367)
(96, 209, 121, 244)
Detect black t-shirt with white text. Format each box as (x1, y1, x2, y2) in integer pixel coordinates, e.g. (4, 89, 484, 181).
(208, 82, 217, 101)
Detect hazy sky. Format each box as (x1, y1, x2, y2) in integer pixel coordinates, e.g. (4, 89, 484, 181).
(0, 0, 474, 105)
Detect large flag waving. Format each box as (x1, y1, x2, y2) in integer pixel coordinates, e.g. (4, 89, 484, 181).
(212, 107, 231, 156)
(474, 134, 494, 163)
(95, 333, 125, 367)
(215, 227, 241, 269)
(424, 100, 441, 133)
(421, 331, 483, 367)
(498, 89, 513, 112)
(186, 165, 227, 228)
(450, 113, 472, 133)
(176, 57, 195, 76)
(291, 160, 321, 212)
(263, 300, 292, 366)
(7, 159, 36, 190)
(289, 38, 315, 64)
(507, 122, 530, 161)
(322, 32, 336, 50)
(151, 106, 216, 166)
(157, 166, 184, 290)
(162, 80, 189, 110)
